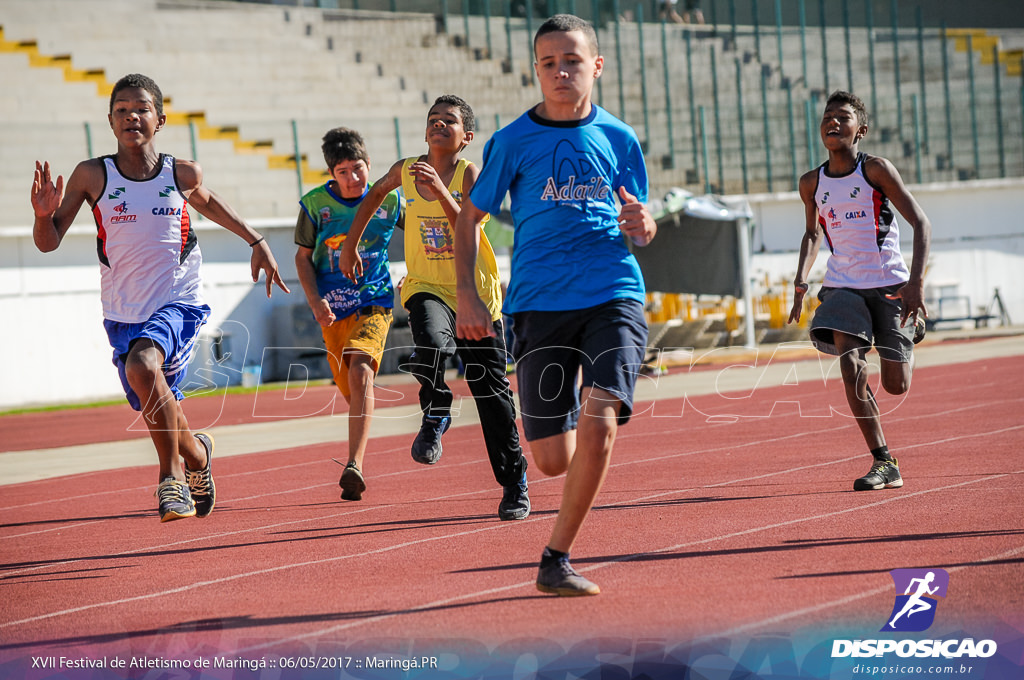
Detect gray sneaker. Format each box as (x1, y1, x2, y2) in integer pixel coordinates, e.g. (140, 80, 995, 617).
(536, 558, 601, 596)
(156, 477, 195, 523)
(853, 458, 903, 491)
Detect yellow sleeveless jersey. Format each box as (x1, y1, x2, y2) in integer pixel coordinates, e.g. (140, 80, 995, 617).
(400, 157, 502, 320)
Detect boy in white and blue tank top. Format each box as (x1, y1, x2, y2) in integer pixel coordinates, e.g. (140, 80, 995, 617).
(31, 74, 290, 523)
(789, 90, 932, 493)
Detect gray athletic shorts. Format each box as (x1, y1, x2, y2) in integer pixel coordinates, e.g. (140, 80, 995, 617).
(810, 285, 915, 363)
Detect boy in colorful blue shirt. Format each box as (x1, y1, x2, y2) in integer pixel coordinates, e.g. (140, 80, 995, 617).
(294, 127, 404, 501)
(455, 15, 657, 596)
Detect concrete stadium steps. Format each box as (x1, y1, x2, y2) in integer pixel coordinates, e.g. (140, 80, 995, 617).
(1, 0, 1022, 226)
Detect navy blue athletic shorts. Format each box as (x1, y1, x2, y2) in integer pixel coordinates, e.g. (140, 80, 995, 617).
(512, 298, 648, 442)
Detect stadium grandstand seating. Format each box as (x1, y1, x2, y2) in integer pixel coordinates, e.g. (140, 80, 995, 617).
(1, 0, 1021, 227)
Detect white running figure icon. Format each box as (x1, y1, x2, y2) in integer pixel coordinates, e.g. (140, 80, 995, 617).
(889, 571, 940, 627)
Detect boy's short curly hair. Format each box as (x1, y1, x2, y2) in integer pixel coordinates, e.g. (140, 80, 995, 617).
(431, 94, 475, 133)
(321, 127, 370, 170)
(826, 90, 869, 127)
(110, 74, 164, 117)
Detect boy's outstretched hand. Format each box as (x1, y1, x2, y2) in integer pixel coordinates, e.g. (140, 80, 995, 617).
(788, 284, 808, 324)
(250, 241, 290, 297)
(31, 161, 63, 218)
(617, 186, 656, 246)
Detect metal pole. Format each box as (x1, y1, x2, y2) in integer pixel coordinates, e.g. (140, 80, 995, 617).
(916, 6, 928, 151)
(911, 93, 922, 183)
(786, 85, 798, 189)
(686, 29, 699, 174)
(842, 0, 852, 89)
(291, 119, 303, 200)
(761, 67, 773, 192)
(84, 122, 93, 158)
(729, 0, 737, 49)
(736, 59, 749, 193)
(994, 43, 1006, 177)
(751, 0, 760, 62)
(711, 44, 724, 192)
(774, 0, 783, 79)
(614, 0, 625, 119)
(737, 216, 756, 348)
(819, 0, 828, 95)
(941, 23, 954, 169)
(798, 0, 807, 84)
(526, 0, 535, 85)
(594, 0, 603, 105)
(637, 5, 650, 148)
(866, 1, 878, 120)
(393, 117, 403, 160)
(463, 0, 470, 48)
(505, 0, 513, 68)
(891, 0, 902, 136)
(699, 106, 711, 195)
(967, 34, 980, 176)
(485, 0, 493, 57)
(661, 19, 675, 166)
(189, 120, 199, 161)
(804, 98, 816, 170)
(442, 0, 450, 35)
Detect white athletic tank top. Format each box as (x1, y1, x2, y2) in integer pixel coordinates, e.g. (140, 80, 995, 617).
(814, 153, 909, 289)
(91, 154, 204, 323)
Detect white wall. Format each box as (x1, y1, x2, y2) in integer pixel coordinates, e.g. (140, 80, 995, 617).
(2, 178, 1022, 410)
(744, 177, 1024, 323)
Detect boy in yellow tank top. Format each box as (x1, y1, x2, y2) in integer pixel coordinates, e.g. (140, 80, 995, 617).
(341, 95, 530, 521)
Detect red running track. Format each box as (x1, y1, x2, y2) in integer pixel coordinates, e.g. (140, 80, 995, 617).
(0, 353, 1022, 674)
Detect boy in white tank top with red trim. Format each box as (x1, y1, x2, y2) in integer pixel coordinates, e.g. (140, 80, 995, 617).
(31, 73, 290, 523)
(789, 90, 931, 492)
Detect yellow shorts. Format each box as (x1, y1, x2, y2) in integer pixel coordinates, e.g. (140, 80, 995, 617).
(321, 306, 393, 398)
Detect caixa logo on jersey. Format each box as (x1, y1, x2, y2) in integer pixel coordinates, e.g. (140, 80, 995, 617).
(831, 568, 998, 659)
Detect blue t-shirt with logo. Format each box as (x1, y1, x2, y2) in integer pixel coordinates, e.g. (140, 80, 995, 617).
(469, 104, 648, 313)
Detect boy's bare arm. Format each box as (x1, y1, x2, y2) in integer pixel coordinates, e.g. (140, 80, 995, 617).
(31, 159, 102, 252)
(340, 162, 402, 282)
(865, 156, 931, 322)
(789, 171, 825, 324)
(176, 159, 290, 297)
(454, 198, 495, 341)
(295, 245, 335, 327)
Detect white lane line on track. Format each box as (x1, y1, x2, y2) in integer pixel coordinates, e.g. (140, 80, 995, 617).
(4, 389, 1016, 519)
(235, 467, 1024, 654)
(4, 421, 1020, 634)
(1, 521, 103, 540)
(704, 542, 1024, 640)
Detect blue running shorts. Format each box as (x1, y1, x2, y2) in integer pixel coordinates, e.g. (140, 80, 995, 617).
(103, 302, 211, 411)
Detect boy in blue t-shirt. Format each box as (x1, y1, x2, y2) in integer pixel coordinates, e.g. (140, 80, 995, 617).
(294, 127, 403, 501)
(455, 14, 657, 596)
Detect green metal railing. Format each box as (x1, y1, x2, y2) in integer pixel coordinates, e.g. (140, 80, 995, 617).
(155, 0, 1024, 198)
